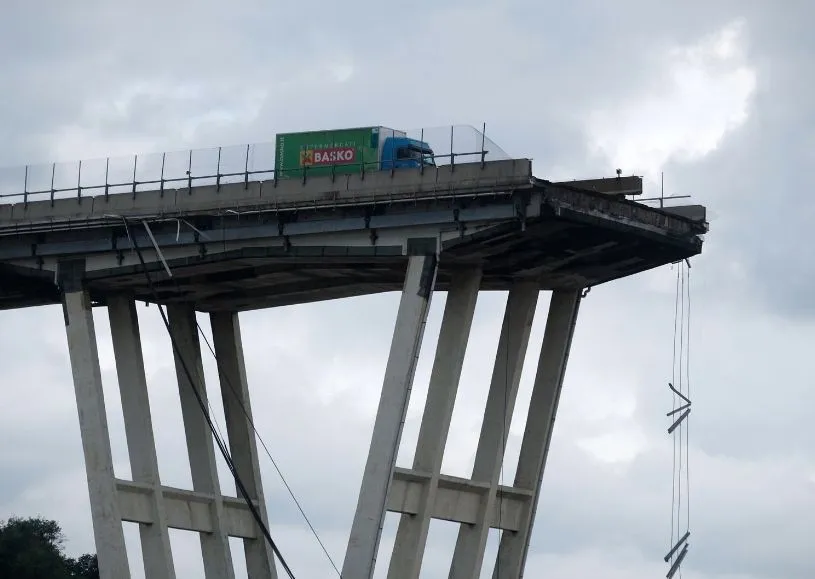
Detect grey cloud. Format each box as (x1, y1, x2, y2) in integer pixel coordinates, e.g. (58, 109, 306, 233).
(653, 2, 815, 318)
(530, 439, 814, 579)
(2, 1, 815, 578)
(1, 0, 741, 163)
(569, 275, 815, 463)
(1, 271, 809, 578)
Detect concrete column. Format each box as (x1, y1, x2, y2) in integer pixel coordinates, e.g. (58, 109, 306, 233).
(63, 290, 131, 579)
(108, 296, 176, 579)
(167, 304, 235, 579)
(387, 268, 482, 579)
(449, 283, 540, 579)
(492, 289, 581, 579)
(342, 254, 438, 579)
(210, 311, 277, 579)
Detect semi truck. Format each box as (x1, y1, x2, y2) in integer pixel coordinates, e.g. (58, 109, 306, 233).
(274, 126, 435, 179)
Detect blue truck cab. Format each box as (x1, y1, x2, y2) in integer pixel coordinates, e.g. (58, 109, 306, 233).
(379, 133, 436, 170)
(368, 126, 435, 170)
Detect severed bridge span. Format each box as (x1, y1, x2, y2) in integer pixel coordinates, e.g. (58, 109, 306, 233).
(0, 127, 707, 578)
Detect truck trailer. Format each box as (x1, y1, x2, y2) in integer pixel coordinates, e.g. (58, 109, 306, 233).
(274, 126, 435, 179)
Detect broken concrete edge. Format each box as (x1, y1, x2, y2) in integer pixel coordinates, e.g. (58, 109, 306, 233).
(539, 184, 708, 240)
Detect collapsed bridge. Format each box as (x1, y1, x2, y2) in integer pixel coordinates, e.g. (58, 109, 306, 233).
(0, 139, 707, 579)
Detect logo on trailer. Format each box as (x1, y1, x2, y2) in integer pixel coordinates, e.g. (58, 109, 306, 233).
(299, 149, 313, 166)
(300, 146, 357, 166)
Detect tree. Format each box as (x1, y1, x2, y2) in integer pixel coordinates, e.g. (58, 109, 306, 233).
(0, 516, 99, 579)
(65, 553, 100, 578)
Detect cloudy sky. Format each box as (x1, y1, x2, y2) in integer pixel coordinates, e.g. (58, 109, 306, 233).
(1, 1, 813, 578)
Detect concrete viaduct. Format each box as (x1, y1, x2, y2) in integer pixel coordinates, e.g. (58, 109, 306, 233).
(0, 156, 707, 578)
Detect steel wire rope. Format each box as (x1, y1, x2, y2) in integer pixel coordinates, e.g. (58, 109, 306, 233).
(193, 323, 342, 576)
(132, 213, 338, 573)
(685, 265, 692, 536)
(669, 265, 681, 560)
(120, 217, 298, 579)
(678, 262, 692, 579)
(134, 215, 341, 576)
(677, 264, 686, 553)
(667, 259, 693, 578)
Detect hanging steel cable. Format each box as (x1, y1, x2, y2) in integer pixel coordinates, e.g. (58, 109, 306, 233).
(665, 259, 692, 578)
(121, 216, 300, 578)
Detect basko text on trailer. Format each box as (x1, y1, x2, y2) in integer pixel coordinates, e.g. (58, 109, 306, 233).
(274, 126, 435, 179)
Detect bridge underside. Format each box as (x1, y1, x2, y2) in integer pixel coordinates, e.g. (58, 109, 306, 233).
(0, 181, 704, 312)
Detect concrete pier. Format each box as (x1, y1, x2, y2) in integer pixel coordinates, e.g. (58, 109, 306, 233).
(62, 288, 278, 578)
(0, 157, 708, 577)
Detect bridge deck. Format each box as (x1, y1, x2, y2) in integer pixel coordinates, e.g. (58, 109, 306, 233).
(0, 159, 707, 312)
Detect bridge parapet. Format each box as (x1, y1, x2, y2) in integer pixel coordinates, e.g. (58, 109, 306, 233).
(0, 158, 534, 230)
(0, 125, 509, 206)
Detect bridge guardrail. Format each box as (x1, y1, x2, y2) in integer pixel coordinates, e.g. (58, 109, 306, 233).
(0, 125, 509, 206)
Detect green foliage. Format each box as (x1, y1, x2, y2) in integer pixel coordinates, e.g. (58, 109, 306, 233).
(0, 516, 99, 579)
(65, 553, 99, 578)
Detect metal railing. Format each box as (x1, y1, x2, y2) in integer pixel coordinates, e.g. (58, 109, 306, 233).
(0, 124, 509, 206)
(631, 171, 694, 208)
